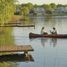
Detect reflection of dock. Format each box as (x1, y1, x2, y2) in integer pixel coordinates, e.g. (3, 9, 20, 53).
(0, 54, 34, 62)
(0, 23, 35, 27)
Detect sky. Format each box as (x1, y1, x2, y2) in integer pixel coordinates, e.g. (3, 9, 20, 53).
(18, 0, 67, 5)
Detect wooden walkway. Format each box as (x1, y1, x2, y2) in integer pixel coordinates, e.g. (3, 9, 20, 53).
(0, 25, 35, 27)
(0, 45, 33, 52)
(0, 23, 35, 27)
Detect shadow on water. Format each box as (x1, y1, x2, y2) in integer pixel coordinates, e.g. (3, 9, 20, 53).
(0, 54, 34, 62)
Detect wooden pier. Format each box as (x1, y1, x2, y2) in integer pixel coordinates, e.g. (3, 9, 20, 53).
(0, 45, 33, 52)
(0, 45, 34, 61)
(0, 23, 35, 27)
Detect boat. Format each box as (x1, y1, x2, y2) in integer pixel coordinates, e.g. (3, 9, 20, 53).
(29, 33, 67, 38)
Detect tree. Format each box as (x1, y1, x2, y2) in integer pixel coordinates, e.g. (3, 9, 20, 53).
(21, 6, 29, 16)
(57, 4, 63, 7)
(42, 4, 52, 14)
(42, 3, 56, 14)
(0, 0, 16, 25)
(34, 4, 39, 8)
(26, 3, 33, 10)
(49, 3, 56, 9)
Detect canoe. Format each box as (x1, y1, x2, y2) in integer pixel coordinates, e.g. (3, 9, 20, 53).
(29, 33, 67, 38)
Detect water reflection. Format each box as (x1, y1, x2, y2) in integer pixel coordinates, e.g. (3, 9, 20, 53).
(50, 38, 57, 47)
(0, 61, 16, 67)
(45, 15, 53, 22)
(0, 54, 34, 62)
(40, 38, 57, 47)
(41, 38, 48, 47)
(0, 27, 14, 45)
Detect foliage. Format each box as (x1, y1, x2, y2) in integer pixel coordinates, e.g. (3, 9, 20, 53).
(20, 3, 33, 16)
(21, 6, 29, 15)
(42, 4, 52, 14)
(49, 3, 56, 9)
(57, 4, 64, 7)
(42, 4, 51, 10)
(26, 3, 33, 10)
(16, 3, 67, 15)
(34, 4, 39, 8)
(0, 0, 16, 25)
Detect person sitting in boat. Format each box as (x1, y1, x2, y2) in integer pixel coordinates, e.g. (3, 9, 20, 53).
(41, 27, 48, 34)
(50, 27, 57, 34)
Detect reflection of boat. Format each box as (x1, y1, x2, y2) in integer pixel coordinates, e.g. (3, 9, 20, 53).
(29, 33, 67, 38)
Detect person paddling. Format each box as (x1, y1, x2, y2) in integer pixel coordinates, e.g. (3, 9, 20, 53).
(41, 27, 48, 34)
(50, 27, 57, 34)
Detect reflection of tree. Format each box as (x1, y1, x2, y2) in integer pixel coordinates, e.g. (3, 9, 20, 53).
(41, 38, 48, 47)
(0, 27, 14, 45)
(22, 16, 33, 25)
(44, 15, 56, 29)
(0, 62, 16, 67)
(50, 38, 57, 47)
(44, 15, 53, 22)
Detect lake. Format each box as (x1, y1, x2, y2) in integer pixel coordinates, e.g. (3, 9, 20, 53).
(0, 16, 67, 67)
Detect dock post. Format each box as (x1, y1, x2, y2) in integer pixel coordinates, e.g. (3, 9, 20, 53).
(24, 51, 30, 61)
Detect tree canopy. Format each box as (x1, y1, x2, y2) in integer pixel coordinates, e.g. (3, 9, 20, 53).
(21, 6, 29, 15)
(0, 0, 16, 25)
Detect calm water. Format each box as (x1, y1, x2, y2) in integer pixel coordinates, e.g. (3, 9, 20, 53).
(1, 16, 67, 67)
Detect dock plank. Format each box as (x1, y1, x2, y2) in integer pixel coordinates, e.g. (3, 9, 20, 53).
(0, 45, 33, 52)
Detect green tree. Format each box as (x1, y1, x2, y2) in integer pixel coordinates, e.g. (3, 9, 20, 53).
(57, 4, 63, 7)
(42, 4, 52, 14)
(0, 0, 16, 25)
(42, 4, 52, 10)
(49, 3, 56, 9)
(21, 6, 29, 16)
(42, 3, 56, 14)
(34, 4, 39, 8)
(26, 3, 33, 10)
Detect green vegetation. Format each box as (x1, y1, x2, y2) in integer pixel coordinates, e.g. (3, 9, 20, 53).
(20, 3, 33, 16)
(0, 0, 16, 25)
(0, 62, 16, 67)
(0, 0, 16, 45)
(0, 27, 14, 45)
(21, 6, 29, 16)
(26, 3, 34, 10)
(42, 4, 52, 14)
(15, 3, 67, 16)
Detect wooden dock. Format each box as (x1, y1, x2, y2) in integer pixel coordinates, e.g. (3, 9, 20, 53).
(0, 45, 33, 52)
(1, 25, 35, 27)
(0, 45, 34, 61)
(0, 23, 35, 27)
